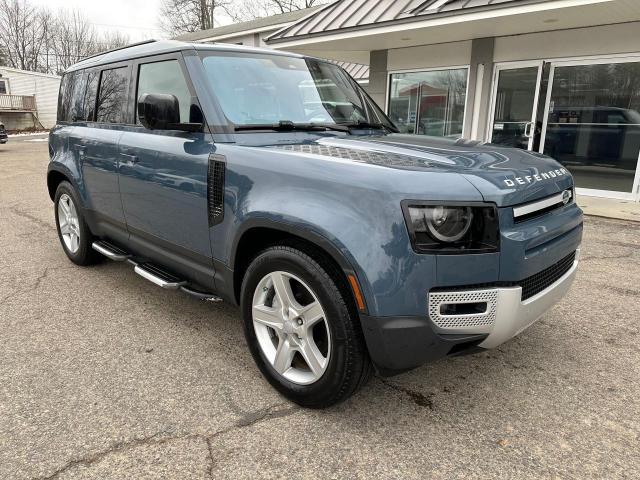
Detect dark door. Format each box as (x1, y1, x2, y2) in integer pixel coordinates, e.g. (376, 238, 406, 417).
(118, 54, 213, 262)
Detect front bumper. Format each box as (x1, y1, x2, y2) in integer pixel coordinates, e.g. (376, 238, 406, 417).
(361, 249, 580, 376)
(430, 249, 579, 349)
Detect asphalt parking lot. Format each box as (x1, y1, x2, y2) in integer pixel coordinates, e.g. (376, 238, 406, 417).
(1, 135, 639, 479)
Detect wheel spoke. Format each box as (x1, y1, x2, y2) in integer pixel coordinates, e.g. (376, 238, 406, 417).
(270, 272, 297, 310)
(252, 305, 284, 331)
(299, 339, 326, 379)
(300, 301, 324, 327)
(59, 221, 70, 235)
(70, 234, 79, 252)
(59, 199, 71, 217)
(273, 338, 295, 374)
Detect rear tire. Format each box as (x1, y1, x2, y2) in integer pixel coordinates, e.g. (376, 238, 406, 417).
(54, 181, 101, 266)
(241, 244, 372, 408)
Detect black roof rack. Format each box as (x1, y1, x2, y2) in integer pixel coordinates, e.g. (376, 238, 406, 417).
(81, 39, 158, 62)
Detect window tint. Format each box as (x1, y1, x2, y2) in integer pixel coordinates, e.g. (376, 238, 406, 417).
(96, 67, 129, 123)
(69, 71, 88, 122)
(137, 60, 192, 123)
(82, 70, 99, 121)
(58, 73, 75, 122)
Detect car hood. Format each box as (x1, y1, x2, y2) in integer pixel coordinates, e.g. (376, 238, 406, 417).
(261, 133, 573, 207)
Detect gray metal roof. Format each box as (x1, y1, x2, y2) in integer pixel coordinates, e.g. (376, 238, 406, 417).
(332, 61, 369, 80)
(175, 7, 322, 42)
(267, 0, 529, 42)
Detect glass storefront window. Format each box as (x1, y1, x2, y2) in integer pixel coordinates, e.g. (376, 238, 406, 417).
(388, 69, 468, 137)
(543, 62, 640, 193)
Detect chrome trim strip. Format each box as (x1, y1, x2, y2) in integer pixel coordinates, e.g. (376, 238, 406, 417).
(513, 190, 571, 219)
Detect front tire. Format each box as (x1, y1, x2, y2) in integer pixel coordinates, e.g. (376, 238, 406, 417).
(241, 245, 372, 408)
(54, 181, 101, 266)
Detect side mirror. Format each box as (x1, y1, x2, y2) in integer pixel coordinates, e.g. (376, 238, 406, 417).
(138, 93, 180, 130)
(138, 93, 204, 133)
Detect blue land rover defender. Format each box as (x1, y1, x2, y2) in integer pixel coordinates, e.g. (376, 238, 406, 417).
(48, 41, 583, 407)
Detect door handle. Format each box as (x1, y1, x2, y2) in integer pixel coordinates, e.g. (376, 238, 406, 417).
(120, 153, 139, 165)
(524, 122, 534, 139)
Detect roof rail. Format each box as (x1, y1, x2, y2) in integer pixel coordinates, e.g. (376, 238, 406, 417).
(81, 39, 158, 62)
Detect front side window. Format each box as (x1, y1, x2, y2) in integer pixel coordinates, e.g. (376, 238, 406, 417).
(201, 52, 390, 128)
(96, 67, 129, 124)
(389, 69, 468, 137)
(137, 60, 192, 123)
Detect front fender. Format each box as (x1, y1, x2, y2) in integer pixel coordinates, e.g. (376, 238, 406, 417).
(211, 144, 481, 317)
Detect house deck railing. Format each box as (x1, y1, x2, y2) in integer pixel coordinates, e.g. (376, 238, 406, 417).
(0, 94, 37, 111)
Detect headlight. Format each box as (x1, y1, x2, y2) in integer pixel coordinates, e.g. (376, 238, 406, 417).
(403, 202, 499, 254)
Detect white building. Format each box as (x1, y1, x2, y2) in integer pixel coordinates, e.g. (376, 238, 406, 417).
(0, 67, 61, 131)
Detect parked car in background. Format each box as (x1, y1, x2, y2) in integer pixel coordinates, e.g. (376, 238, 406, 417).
(0, 124, 7, 144)
(47, 41, 583, 408)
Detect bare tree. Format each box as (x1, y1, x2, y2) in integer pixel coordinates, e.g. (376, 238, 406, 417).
(160, 0, 235, 36)
(50, 11, 130, 74)
(229, 0, 328, 22)
(0, 0, 50, 72)
(0, 1, 130, 75)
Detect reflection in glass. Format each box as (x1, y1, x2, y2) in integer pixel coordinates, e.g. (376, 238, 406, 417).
(491, 67, 539, 149)
(388, 69, 468, 137)
(96, 67, 129, 124)
(138, 60, 192, 123)
(543, 62, 640, 193)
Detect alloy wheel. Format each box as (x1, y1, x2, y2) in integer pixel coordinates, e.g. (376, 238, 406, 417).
(57, 193, 81, 254)
(252, 271, 331, 385)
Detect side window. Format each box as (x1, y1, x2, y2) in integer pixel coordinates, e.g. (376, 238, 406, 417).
(69, 71, 88, 122)
(96, 67, 129, 124)
(58, 73, 75, 122)
(137, 60, 192, 123)
(82, 70, 99, 121)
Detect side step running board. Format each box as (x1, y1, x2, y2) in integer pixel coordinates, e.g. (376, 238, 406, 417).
(134, 263, 186, 290)
(91, 239, 222, 301)
(92, 241, 131, 261)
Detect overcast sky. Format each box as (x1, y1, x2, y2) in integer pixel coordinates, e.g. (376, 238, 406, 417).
(29, 0, 180, 41)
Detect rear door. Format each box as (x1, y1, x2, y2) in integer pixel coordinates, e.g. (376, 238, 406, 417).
(118, 53, 214, 270)
(69, 63, 131, 238)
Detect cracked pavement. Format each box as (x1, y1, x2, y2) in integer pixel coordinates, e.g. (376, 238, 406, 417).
(1, 136, 639, 479)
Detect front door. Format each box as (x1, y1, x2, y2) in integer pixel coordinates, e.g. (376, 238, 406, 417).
(117, 54, 214, 262)
(488, 63, 543, 151)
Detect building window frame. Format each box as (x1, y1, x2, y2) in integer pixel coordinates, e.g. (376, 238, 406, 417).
(385, 64, 471, 138)
(539, 54, 640, 202)
(0, 78, 9, 95)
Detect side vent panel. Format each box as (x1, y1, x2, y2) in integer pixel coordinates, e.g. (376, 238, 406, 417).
(208, 154, 226, 226)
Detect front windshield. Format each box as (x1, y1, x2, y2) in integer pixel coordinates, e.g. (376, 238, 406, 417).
(201, 52, 388, 128)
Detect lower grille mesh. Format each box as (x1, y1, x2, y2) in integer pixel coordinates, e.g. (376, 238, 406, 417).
(520, 251, 576, 300)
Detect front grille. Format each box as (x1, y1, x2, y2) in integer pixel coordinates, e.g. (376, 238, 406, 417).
(520, 251, 576, 300)
(430, 251, 577, 301)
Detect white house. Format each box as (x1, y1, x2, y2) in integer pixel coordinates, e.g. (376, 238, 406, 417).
(0, 67, 61, 131)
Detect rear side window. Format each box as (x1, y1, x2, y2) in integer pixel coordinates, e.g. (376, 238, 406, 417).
(96, 67, 129, 124)
(57, 73, 75, 122)
(137, 60, 191, 123)
(82, 70, 99, 121)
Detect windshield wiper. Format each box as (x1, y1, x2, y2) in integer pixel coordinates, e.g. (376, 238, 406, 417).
(235, 120, 349, 132)
(339, 121, 397, 133)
